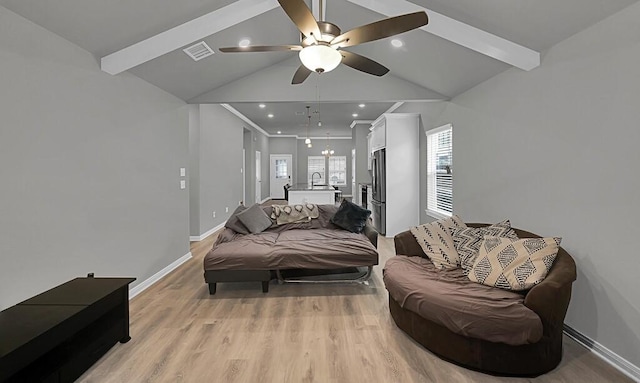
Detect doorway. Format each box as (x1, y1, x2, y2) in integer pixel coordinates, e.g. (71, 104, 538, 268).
(255, 151, 262, 203)
(270, 154, 292, 199)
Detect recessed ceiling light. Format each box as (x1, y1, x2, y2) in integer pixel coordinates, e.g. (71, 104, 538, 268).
(391, 39, 404, 48)
(359, 103, 366, 108)
(268, 113, 274, 118)
(352, 113, 359, 117)
(277, 131, 282, 134)
(239, 39, 251, 47)
(258, 103, 266, 108)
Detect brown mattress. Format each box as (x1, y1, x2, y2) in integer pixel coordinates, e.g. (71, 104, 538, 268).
(204, 227, 378, 271)
(383, 255, 542, 346)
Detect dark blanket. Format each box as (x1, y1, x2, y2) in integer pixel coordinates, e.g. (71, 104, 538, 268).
(383, 255, 542, 346)
(204, 204, 378, 271)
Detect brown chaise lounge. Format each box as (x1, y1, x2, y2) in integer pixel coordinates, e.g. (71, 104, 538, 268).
(386, 224, 577, 376)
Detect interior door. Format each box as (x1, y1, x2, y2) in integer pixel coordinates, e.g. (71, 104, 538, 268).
(255, 151, 261, 203)
(351, 148, 357, 203)
(270, 154, 292, 199)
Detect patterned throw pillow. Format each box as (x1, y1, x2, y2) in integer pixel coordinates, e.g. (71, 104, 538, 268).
(469, 236, 562, 291)
(450, 220, 518, 275)
(410, 215, 466, 269)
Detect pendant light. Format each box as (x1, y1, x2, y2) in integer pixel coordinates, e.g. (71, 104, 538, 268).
(304, 106, 312, 147)
(321, 133, 334, 157)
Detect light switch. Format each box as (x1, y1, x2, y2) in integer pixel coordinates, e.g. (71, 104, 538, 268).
(180, 168, 186, 177)
(180, 180, 186, 189)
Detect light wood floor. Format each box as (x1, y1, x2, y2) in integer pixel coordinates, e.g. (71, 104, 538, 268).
(79, 232, 632, 383)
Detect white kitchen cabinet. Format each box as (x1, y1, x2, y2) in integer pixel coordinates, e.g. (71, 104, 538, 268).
(367, 132, 373, 170)
(370, 122, 386, 151)
(370, 113, 420, 237)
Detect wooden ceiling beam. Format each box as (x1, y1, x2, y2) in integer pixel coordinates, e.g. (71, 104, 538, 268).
(346, 0, 540, 71)
(101, 0, 279, 75)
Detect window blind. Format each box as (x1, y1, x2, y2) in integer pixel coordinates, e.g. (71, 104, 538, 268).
(427, 125, 453, 217)
(307, 156, 326, 185)
(328, 156, 347, 186)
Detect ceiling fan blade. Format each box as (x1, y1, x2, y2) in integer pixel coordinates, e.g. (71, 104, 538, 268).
(331, 11, 428, 48)
(278, 0, 322, 40)
(219, 45, 302, 53)
(340, 51, 389, 76)
(292, 65, 313, 84)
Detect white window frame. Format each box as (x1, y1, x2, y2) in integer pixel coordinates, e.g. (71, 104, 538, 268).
(426, 124, 453, 219)
(328, 156, 347, 186)
(307, 156, 326, 186)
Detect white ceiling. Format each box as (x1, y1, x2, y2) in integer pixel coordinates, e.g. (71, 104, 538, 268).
(1, 0, 637, 136)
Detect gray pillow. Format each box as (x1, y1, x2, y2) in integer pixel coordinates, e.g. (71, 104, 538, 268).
(225, 205, 250, 234)
(236, 203, 273, 234)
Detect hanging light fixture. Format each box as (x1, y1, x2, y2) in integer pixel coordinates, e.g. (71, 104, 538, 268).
(304, 106, 312, 147)
(321, 133, 334, 157)
(316, 77, 322, 127)
(299, 45, 342, 74)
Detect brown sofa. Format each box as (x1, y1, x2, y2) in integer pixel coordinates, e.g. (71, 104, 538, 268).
(386, 224, 577, 376)
(204, 204, 379, 294)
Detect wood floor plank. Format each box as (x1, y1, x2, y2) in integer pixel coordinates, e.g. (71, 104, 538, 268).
(77, 230, 634, 383)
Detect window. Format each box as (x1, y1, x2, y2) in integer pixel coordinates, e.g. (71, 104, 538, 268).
(328, 156, 347, 186)
(307, 156, 325, 186)
(427, 124, 453, 218)
(275, 159, 288, 179)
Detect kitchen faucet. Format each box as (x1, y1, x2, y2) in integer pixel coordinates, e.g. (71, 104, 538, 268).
(311, 172, 322, 187)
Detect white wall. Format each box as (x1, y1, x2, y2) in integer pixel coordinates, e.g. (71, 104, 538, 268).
(0, 7, 189, 309)
(400, 3, 640, 371)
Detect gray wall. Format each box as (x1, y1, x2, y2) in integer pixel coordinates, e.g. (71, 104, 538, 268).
(190, 104, 244, 235)
(188, 105, 269, 235)
(352, 123, 372, 189)
(191, 57, 446, 103)
(398, 3, 640, 369)
(0, 7, 189, 309)
(239, 127, 269, 205)
(393, 102, 448, 224)
(297, 139, 353, 194)
(256, 132, 270, 200)
(189, 105, 269, 236)
(188, 105, 201, 235)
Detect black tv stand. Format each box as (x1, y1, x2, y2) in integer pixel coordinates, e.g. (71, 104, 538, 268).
(0, 277, 136, 383)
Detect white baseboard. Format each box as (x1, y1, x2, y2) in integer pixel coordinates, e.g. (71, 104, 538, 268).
(261, 196, 271, 204)
(129, 252, 192, 299)
(564, 325, 640, 382)
(189, 221, 226, 242)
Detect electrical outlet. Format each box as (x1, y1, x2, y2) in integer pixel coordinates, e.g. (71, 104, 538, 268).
(225, 207, 229, 213)
(213, 211, 216, 218)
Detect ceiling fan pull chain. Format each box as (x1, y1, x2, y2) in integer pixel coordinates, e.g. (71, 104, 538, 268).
(316, 76, 322, 127)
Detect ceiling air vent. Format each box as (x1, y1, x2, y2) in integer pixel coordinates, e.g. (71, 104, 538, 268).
(183, 42, 214, 61)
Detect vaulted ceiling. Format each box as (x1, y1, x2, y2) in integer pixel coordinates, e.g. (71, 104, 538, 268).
(1, 0, 637, 137)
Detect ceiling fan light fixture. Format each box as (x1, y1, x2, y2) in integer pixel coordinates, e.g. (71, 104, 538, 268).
(299, 45, 342, 73)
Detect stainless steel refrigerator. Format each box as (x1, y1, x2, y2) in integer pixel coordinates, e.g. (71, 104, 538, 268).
(371, 148, 386, 235)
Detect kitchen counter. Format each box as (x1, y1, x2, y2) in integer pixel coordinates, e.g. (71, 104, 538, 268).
(287, 183, 335, 191)
(287, 184, 336, 205)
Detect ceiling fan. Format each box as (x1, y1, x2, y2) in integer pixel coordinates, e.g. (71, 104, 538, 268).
(219, 0, 428, 84)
